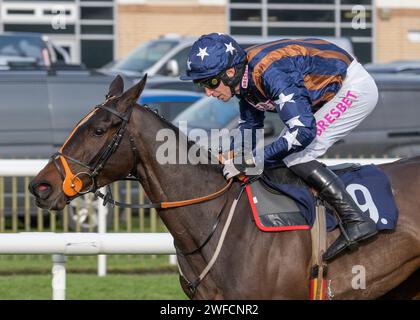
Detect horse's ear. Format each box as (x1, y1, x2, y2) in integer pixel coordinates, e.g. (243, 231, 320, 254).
(118, 74, 147, 110)
(107, 75, 124, 98)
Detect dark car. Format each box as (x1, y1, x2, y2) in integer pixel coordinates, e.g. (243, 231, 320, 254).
(364, 60, 420, 74)
(173, 72, 420, 159)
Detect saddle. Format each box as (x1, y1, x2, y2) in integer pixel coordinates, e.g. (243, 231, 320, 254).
(245, 162, 359, 232)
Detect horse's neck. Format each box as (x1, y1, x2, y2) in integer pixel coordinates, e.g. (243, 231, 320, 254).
(131, 107, 224, 201)
(130, 107, 227, 249)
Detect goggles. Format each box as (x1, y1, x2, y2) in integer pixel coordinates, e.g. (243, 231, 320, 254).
(194, 74, 223, 89)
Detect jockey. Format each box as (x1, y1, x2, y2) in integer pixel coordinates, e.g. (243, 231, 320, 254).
(180, 33, 378, 261)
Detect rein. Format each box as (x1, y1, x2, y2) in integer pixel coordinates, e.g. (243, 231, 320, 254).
(95, 179, 233, 209)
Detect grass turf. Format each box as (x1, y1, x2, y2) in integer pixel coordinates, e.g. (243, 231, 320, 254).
(0, 273, 188, 300)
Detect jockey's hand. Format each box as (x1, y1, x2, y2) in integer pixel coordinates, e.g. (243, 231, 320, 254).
(222, 153, 262, 180)
(222, 158, 244, 180)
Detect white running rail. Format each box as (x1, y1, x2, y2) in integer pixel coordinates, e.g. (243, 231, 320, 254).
(0, 158, 399, 299)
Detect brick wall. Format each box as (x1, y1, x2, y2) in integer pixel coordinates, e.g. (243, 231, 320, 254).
(376, 8, 420, 62)
(117, 4, 226, 59)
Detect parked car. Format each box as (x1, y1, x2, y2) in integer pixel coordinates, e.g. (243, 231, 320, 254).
(0, 69, 201, 230)
(139, 89, 203, 120)
(364, 60, 420, 74)
(144, 75, 202, 93)
(0, 32, 73, 70)
(173, 72, 420, 159)
(100, 34, 354, 79)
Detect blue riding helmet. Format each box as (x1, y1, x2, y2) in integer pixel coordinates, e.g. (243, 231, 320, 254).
(180, 33, 246, 81)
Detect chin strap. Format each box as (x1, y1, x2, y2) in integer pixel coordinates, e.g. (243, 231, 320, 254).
(220, 62, 246, 97)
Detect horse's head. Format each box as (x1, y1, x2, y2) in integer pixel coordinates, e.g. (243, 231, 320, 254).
(29, 74, 147, 210)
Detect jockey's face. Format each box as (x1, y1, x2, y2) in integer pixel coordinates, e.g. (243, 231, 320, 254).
(204, 67, 237, 102)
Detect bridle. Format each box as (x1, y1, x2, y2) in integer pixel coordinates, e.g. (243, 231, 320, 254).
(50, 96, 138, 198)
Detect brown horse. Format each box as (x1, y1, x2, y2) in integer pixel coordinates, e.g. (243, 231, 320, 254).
(29, 75, 420, 299)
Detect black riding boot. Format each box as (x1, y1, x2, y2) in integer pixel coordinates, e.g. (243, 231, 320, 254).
(290, 160, 378, 261)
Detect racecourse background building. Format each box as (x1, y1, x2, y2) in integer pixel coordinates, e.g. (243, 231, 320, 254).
(0, 0, 116, 68)
(0, 0, 419, 67)
(227, 0, 374, 64)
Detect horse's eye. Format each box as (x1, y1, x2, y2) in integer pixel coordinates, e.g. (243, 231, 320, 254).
(94, 128, 105, 136)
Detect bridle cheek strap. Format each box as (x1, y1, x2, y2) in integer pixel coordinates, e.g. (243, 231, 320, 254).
(60, 156, 83, 197)
(58, 108, 99, 197)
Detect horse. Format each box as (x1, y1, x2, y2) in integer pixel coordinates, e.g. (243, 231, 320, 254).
(29, 75, 420, 299)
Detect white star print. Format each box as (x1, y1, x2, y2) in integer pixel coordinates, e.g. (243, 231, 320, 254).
(224, 42, 236, 55)
(187, 59, 192, 70)
(286, 115, 305, 129)
(274, 93, 295, 111)
(217, 32, 225, 36)
(197, 47, 209, 61)
(283, 129, 302, 151)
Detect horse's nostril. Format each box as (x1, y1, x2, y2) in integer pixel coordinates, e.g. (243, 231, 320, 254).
(29, 181, 52, 200)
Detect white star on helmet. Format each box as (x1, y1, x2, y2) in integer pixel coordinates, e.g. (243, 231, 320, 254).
(197, 47, 209, 61)
(224, 42, 236, 55)
(187, 59, 192, 70)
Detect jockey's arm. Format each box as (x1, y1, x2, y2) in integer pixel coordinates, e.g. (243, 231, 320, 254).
(262, 69, 317, 167)
(229, 98, 265, 156)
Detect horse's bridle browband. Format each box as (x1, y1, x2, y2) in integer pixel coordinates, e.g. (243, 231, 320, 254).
(51, 96, 233, 209)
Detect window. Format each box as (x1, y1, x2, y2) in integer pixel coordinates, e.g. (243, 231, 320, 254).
(0, 35, 45, 64)
(352, 42, 372, 65)
(230, 9, 262, 22)
(80, 7, 113, 20)
(174, 97, 240, 130)
(156, 46, 191, 77)
(268, 0, 334, 3)
(341, 27, 372, 37)
(7, 9, 34, 14)
(340, 0, 372, 5)
(81, 39, 113, 68)
(231, 26, 262, 36)
(81, 25, 113, 35)
(268, 27, 335, 36)
(43, 9, 72, 15)
(268, 9, 335, 22)
(231, 0, 261, 3)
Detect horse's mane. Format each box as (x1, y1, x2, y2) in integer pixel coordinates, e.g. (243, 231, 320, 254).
(139, 104, 222, 170)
